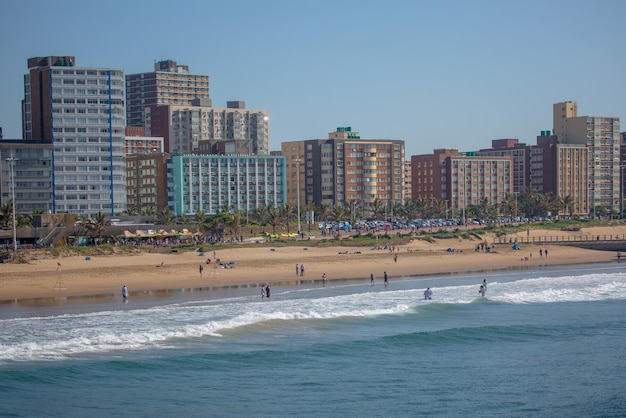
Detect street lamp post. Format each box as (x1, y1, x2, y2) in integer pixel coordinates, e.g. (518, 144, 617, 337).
(6, 155, 18, 252)
(296, 158, 302, 234)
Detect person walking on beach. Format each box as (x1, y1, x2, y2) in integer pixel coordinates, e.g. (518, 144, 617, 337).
(384, 271, 388, 287)
(122, 285, 128, 300)
(544, 248, 548, 258)
(394, 253, 398, 263)
(371, 273, 375, 286)
(296, 264, 299, 275)
(300, 264, 305, 276)
(199, 264, 204, 277)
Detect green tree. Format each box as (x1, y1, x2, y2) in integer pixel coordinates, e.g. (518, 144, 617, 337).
(158, 207, 176, 225)
(266, 203, 281, 233)
(85, 211, 108, 243)
(369, 198, 385, 220)
(279, 204, 293, 233)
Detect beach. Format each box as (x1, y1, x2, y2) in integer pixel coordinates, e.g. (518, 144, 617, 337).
(1, 225, 623, 301)
(2, 229, 626, 416)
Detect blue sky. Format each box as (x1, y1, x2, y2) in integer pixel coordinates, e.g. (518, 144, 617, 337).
(0, 0, 624, 156)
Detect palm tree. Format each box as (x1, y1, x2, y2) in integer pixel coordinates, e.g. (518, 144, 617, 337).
(158, 207, 176, 225)
(0, 200, 12, 228)
(125, 206, 138, 216)
(346, 199, 361, 225)
(252, 205, 268, 225)
(266, 203, 281, 233)
(331, 205, 346, 222)
(414, 198, 428, 219)
(316, 203, 330, 224)
(279, 204, 293, 233)
(305, 202, 315, 231)
(561, 195, 573, 219)
(431, 199, 448, 219)
(142, 206, 156, 217)
(228, 210, 243, 239)
(85, 211, 108, 243)
(369, 198, 385, 220)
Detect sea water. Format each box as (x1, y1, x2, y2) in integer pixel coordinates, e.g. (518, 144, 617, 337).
(1, 263, 625, 417)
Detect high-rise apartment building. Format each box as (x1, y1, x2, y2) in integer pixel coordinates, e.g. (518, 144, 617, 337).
(476, 139, 530, 194)
(412, 149, 513, 218)
(553, 101, 621, 215)
(168, 154, 285, 216)
(146, 100, 270, 155)
(530, 134, 588, 216)
(22, 56, 126, 216)
(403, 160, 412, 201)
(294, 127, 405, 208)
(125, 60, 210, 128)
(281, 140, 306, 212)
(0, 140, 53, 214)
(126, 154, 170, 215)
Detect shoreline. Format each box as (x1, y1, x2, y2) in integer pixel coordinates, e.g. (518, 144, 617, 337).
(1, 225, 624, 305)
(0, 254, 616, 307)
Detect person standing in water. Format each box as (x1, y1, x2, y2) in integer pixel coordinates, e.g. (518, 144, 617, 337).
(322, 273, 327, 287)
(370, 273, 375, 286)
(479, 285, 486, 297)
(424, 287, 432, 300)
(384, 271, 389, 287)
(265, 285, 271, 298)
(122, 285, 128, 300)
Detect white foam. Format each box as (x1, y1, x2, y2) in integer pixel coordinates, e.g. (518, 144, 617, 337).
(2, 271, 625, 363)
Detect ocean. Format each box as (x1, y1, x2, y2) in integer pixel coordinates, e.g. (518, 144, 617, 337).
(1, 262, 625, 417)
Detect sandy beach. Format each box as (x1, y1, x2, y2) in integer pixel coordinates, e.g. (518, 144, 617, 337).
(1, 225, 624, 302)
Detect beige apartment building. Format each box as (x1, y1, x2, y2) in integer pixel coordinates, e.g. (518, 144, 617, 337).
(530, 134, 588, 216)
(283, 128, 405, 210)
(146, 100, 269, 155)
(281, 140, 306, 213)
(553, 101, 621, 215)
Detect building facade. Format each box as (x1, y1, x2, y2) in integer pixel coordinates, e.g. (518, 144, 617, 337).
(412, 149, 513, 218)
(553, 101, 621, 215)
(22, 56, 127, 216)
(476, 138, 529, 194)
(124, 126, 164, 156)
(125, 60, 210, 128)
(168, 154, 286, 216)
(126, 154, 170, 215)
(530, 134, 588, 216)
(146, 100, 270, 155)
(281, 140, 306, 214)
(300, 128, 405, 209)
(403, 160, 412, 201)
(0, 140, 53, 214)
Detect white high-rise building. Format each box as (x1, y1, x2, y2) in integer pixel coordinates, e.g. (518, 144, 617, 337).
(23, 56, 127, 216)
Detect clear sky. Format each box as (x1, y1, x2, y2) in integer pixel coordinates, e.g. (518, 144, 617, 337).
(1, 0, 624, 156)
